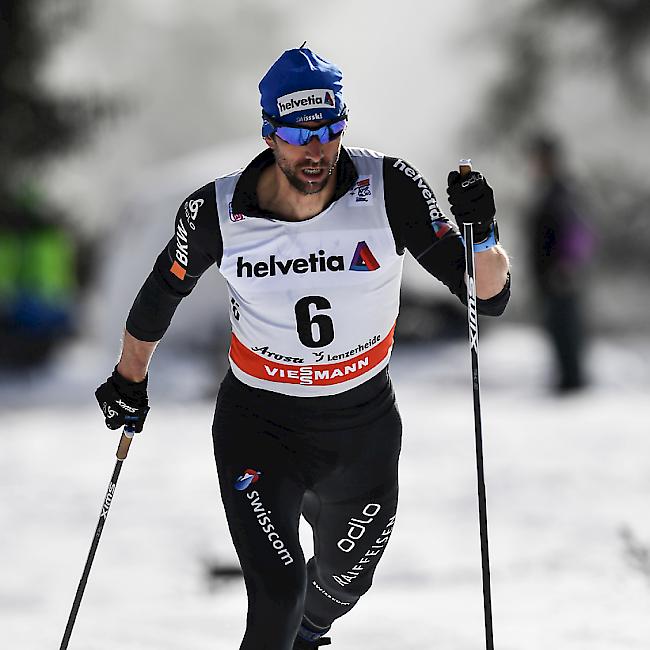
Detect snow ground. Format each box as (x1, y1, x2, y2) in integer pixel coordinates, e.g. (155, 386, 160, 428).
(2, 325, 649, 649)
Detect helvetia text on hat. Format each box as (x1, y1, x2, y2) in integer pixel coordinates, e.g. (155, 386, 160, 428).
(277, 89, 334, 116)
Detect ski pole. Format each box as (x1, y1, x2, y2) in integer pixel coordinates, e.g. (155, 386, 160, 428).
(459, 159, 495, 650)
(60, 424, 137, 650)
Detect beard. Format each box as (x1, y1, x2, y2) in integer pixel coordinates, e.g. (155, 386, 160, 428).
(275, 150, 339, 195)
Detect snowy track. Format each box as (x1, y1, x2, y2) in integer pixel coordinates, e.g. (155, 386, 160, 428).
(2, 327, 649, 649)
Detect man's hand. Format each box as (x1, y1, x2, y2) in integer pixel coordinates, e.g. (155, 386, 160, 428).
(95, 367, 150, 433)
(446, 170, 496, 242)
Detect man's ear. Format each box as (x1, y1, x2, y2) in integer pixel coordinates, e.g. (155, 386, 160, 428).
(263, 135, 275, 149)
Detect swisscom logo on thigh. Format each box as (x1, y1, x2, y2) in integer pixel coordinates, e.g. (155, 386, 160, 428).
(234, 468, 294, 566)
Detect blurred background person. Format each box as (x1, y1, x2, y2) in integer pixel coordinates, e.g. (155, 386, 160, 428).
(0, 185, 78, 369)
(524, 133, 595, 394)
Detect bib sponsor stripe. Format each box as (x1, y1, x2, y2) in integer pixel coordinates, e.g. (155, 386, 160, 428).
(229, 325, 396, 386)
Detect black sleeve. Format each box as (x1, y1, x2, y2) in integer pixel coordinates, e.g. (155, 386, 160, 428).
(125, 182, 223, 341)
(383, 156, 510, 317)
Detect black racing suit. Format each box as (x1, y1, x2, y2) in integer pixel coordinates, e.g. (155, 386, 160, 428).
(125, 147, 510, 649)
(215, 367, 400, 648)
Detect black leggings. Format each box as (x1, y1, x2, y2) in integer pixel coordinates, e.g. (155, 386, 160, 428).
(212, 369, 402, 650)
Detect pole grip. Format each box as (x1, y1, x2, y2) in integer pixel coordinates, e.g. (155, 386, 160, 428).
(459, 158, 472, 178)
(116, 425, 135, 461)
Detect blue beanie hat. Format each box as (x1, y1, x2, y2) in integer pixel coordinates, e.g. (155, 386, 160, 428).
(259, 47, 345, 137)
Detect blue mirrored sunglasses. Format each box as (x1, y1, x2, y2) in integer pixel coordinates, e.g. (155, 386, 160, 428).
(265, 115, 347, 146)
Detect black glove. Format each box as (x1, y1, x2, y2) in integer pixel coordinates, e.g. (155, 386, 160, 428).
(446, 170, 496, 242)
(95, 366, 150, 433)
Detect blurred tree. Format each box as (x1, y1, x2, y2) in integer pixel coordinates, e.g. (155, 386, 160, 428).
(480, 0, 650, 140)
(621, 526, 650, 589)
(0, 0, 105, 201)
(473, 0, 650, 332)
(542, 0, 650, 102)
(0, 0, 105, 368)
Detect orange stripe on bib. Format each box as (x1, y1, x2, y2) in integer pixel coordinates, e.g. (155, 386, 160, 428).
(230, 325, 395, 387)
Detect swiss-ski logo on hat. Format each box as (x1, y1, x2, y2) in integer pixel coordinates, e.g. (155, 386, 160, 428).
(277, 88, 335, 117)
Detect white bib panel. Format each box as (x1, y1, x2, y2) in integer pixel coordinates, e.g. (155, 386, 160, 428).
(216, 148, 403, 396)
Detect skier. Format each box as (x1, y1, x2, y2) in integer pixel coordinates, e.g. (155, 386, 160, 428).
(95, 47, 511, 649)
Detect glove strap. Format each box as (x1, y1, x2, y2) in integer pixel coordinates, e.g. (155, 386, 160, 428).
(472, 222, 499, 253)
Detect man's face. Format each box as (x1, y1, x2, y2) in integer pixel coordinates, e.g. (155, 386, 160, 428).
(266, 120, 344, 195)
